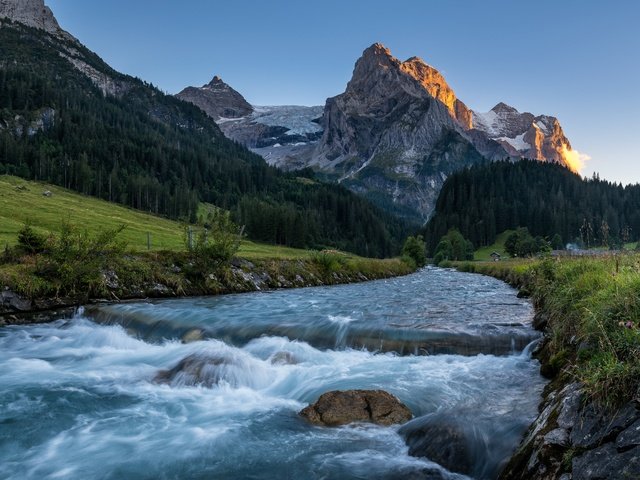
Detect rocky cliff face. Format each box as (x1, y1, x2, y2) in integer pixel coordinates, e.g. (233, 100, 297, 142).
(0, 0, 61, 35)
(314, 44, 464, 164)
(500, 381, 640, 480)
(472, 102, 572, 164)
(399, 55, 473, 129)
(309, 43, 582, 220)
(309, 44, 490, 221)
(0, 0, 130, 96)
(176, 76, 253, 120)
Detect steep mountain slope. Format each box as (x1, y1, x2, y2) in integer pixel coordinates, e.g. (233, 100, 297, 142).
(180, 43, 578, 223)
(473, 103, 571, 164)
(177, 75, 323, 168)
(0, 0, 63, 36)
(176, 76, 253, 120)
(0, 0, 411, 257)
(308, 44, 491, 222)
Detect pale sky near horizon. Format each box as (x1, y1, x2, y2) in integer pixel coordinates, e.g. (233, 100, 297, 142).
(47, 0, 640, 185)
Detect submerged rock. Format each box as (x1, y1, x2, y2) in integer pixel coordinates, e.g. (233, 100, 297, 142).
(181, 328, 204, 344)
(154, 353, 238, 388)
(401, 416, 477, 476)
(299, 389, 412, 427)
(270, 351, 298, 365)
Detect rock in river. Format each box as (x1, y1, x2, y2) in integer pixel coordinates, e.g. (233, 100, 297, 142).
(154, 353, 245, 388)
(401, 416, 477, 476)
(299, 389, 412, 427)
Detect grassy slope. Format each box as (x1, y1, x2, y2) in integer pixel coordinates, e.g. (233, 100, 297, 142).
(473, 230, 514, 261)
(0, 175, 413, 306)
(474, 229, 638, 260)
(0, 175, 312, 260)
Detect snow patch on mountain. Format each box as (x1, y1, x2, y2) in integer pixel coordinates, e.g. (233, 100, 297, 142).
(472, 110, 499, 136)
(497, 133, 530, 152)
(250, 105, 323, 136)
(535, 120, 549, 133)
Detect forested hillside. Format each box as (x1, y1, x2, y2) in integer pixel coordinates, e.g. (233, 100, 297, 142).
(424, 160, 640, 252)
(0, 20, 411, 257)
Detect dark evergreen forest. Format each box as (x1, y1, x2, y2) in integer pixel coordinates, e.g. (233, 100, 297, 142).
(423, 160, 640, 253)
(0, 21, 412, 257)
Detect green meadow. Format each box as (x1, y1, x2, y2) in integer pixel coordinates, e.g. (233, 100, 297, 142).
(0, 175, 312, 260)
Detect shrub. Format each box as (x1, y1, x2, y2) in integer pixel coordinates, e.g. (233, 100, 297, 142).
(1, 242, 18, 265)
(17, 224, 47, 254)
(551, 233, 564, 250)
(433, 229, 473, 265)
(36, 221, 127, 297)
(311, 250, 347, 274)
(401, 235, 426, 268)
(505, 227, 550, 258)
(185, 210, 241, 277)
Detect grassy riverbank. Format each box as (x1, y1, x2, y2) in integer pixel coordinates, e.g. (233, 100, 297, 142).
(0, 246, 412, 325)
(453, 255, 640, 407)
(0, 176, 414, 319)
(1, 249, 411, 300)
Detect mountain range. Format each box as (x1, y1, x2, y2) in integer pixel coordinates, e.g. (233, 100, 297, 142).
(178, 44, 576, 222)
(0, 0, 409, 257)
(1, 0, 578, 229)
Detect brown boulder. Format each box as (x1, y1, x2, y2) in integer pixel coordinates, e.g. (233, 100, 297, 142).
(299, 389, 412, 427)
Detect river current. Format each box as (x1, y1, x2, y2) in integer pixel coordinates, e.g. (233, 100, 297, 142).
(0, 267, 545, 479)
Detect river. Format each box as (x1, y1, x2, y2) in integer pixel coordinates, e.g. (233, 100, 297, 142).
(0, 267, 545, 479)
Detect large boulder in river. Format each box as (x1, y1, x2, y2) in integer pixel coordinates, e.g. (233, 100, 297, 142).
(299, 389, 412, 427)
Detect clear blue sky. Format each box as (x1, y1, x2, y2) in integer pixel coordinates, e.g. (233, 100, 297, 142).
(47, 0, 640, 184)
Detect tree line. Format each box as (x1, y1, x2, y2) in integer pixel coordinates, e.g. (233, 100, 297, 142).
(423, 160, 640, 253)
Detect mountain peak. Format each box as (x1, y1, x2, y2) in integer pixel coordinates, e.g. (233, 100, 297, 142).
(399, 54, 473, 129)
(349, 43, 473, 129)
(491, 102, 519, 114)
(178, 75, 252, 120)
(205, 75, 227, 88)
(346, 43, 401, 96)
(0, 0, 61, 35)
(403, 55, 428, 66)
(356, 43, 397, 70)
(363, 42, 392, 57)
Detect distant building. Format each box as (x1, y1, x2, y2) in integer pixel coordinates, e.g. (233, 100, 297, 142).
(490, 251, 501, 262)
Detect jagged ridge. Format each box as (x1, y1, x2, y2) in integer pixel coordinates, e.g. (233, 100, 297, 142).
(177, 43, 577, 222)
